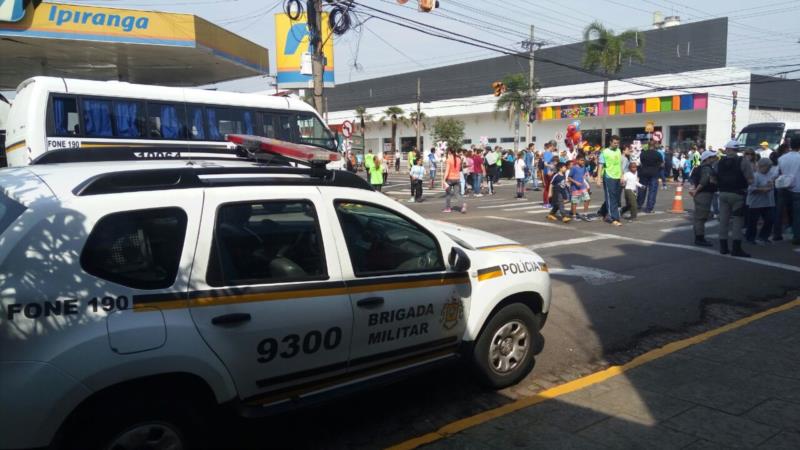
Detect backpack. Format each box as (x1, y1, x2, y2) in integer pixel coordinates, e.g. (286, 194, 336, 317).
(689, 165, 702, 187)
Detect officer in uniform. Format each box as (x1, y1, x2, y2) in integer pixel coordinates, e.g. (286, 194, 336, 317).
(715, 140, 754, 257)
(690, 150, 719, 247)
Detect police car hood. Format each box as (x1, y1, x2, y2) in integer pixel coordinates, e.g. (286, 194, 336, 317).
(429, 220, 527, 252)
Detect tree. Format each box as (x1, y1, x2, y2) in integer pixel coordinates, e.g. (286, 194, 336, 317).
(354, 106, 372, 129)
(409, 111, 428, 132)
(432, 117, 465, 151)
(495, 73, 539, 151)
(380, 106, 407, 153)
(583, 21, 645, 148)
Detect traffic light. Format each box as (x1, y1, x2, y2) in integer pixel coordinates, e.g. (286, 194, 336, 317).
(418, 0, 439, 12)
(492, 81, 506, 96)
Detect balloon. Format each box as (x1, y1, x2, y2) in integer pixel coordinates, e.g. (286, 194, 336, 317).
(572, 131, 582, 144)
(572, 120, 581, 130)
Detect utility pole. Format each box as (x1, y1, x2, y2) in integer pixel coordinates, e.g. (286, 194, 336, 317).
(308, 0, 325, 113)
(416, 77, 421, 153)
(526, 25, 535, 149)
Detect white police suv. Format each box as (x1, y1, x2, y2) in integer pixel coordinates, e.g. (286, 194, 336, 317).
(0, 136, 551, 450)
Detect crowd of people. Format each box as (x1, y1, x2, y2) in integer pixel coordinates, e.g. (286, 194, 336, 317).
(349, 135, 800, 255)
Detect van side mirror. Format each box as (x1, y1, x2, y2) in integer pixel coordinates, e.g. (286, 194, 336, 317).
(449, 247, 471, 272)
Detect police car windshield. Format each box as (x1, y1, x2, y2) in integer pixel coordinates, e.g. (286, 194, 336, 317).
(0, 192, 25, 236)
(296, 113, 337, 151)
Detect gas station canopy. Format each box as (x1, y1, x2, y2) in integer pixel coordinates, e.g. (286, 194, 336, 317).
(0, 1, 270, 89)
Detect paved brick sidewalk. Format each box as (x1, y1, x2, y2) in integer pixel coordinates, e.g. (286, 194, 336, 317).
(424, 303, 800, 449)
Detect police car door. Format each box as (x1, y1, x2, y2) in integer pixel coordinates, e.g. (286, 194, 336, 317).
(189, 186, 352, 401)
(326, 194, 469, 373)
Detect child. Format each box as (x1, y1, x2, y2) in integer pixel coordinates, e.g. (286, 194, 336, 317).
(547, 163, 572, 223)
(568, 154, 594, 221)
(369, 157, 384, 192)
(621, 162, 644, 220)
(745, 158, 775, 245)
(410, 157, 425, 203)
(514, 151, 526, 199)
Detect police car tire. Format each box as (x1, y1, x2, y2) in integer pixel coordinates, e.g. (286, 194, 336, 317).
(65, 395, 207, 450)
(472, 303, 540, 389)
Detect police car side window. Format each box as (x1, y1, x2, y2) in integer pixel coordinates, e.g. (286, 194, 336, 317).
(206, 201, 327, 287)
(334, 202, 444, 277)
(80, 208, 188, 290)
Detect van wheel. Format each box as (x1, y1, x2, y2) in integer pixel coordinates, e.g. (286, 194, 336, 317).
(65, 396, 206, 450)
(472, 303, 542, 389)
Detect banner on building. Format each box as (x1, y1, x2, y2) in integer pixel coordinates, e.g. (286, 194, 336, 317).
(275, 12, 335, 89)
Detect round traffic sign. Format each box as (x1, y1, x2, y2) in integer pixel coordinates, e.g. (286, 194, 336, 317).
(342, 120, 354, 138)
(653, 131, 663, 142)
(555, 132, 564, 141)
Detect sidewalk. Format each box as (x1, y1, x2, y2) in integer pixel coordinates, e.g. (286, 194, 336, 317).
(415, 300, 800, 449)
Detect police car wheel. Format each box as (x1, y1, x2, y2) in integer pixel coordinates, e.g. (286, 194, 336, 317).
(472, 303, 540, 389)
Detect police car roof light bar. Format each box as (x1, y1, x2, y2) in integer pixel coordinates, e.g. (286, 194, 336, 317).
(226, 134, 340, 165)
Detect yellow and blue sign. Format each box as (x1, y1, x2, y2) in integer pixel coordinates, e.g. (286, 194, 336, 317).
(0, 1, 268, 73)
(275, 12, 335, 89)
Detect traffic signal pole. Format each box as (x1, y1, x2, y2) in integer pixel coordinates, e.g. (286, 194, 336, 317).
(416, 77, 421, 154)
(526, 25, 535, 148)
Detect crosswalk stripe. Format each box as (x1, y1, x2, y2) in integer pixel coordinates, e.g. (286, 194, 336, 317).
(529, 236, 609, 250)
(478, 202, 538, 209)
(501, 205, 545, 212)
(660, 220, 718, 233)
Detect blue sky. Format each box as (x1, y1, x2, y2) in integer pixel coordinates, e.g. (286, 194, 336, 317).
(22, 0, 800, 92)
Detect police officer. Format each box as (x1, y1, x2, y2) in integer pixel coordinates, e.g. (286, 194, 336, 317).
(690, 150, 718, 247)
(716, 140, 754, 257)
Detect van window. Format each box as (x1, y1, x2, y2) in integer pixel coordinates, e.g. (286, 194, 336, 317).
(207, 201, 326, 287)
(113, 100, 144, 138)
(147, 103, 187, 140)
(296, 113, 335, 150)
(259, 112, 292, 141)
(188, 105, 205, 140)
(206, 108, 246, 141)
(81, 208, 188, 289)
(82, 99, 114, 137)
(0, 192, 25, 236)
(53, 97, 80, 136)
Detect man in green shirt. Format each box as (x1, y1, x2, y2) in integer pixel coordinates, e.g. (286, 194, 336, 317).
(364, 149, 375, 170)
(596, 135, 624, 226)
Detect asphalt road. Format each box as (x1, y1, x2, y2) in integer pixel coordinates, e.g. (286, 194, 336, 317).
(213, 171, 800, 449)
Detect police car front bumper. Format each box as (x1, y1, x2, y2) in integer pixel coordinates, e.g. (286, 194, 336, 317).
(0, 361, 91, 449)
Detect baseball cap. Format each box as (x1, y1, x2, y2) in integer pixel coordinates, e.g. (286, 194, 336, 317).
(724, 140, 740, 150)
(760, 141, 769, 147)
(700, 150, 718, 162)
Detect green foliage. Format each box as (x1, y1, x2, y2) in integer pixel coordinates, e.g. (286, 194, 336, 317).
(432, 117, 465, 150)
(495, 73, 539, 124)
(582, 21, 645, 76)
(355, 105, 372, 125)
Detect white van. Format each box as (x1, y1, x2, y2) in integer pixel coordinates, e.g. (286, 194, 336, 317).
(3, 77, 341, 167)
(736, 121, 800, 152)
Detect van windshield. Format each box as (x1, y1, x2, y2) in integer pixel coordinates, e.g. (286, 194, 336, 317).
(0, 192, 25, 236)
(737, 125, 784, 149)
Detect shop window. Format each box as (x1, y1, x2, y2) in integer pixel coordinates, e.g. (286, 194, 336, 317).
(462, 139, 472, 145)
(488, 138, 497, 143)
(400, 137, 422, 153)
(500, 137, 515, 143)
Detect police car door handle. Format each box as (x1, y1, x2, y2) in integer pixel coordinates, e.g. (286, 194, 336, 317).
(357, 297, 385, 308)
(211, 313, 252, 326)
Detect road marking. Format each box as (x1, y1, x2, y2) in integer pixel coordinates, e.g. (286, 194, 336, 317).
(528, 236, 608, 250)
(549, 265, 634, 285)
(387, 298, 800, 450)
(646, 217, 685, 224)
(660, 220, 718, 233)
(487, 217, 800, 274)
(479, 202, 538, 209)
(501, 205, 543, 212)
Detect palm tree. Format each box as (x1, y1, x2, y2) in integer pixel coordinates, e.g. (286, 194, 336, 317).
(495, 73, 539, 150)
(354, 106, 372, 130)
(380, 106, 406, 153)
(583, 21, 645, 148)
(409, 111, 427, 132)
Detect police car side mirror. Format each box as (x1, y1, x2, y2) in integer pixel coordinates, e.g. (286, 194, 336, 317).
(449, 247, 471, 272)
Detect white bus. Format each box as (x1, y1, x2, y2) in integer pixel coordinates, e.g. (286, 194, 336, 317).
(3, 77, 340, 167)
(736, 121, 800, 152)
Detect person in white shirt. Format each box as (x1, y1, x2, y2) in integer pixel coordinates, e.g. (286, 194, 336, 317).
(621, 162, 644, 220)
(409, 157, 426, 203)
(758, 141, 773, 160)
(777, 141, 800, 245)
(514, 151, 527, 199)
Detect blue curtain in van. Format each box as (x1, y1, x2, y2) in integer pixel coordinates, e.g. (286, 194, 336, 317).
(206, 109, 220, 140)
(54, 98, 67, 135)
(114, 101, 140, 137)
(82, 99, 113, 137)
(160, 105, 180, 139)
(243, 111, 254, 135)
(190, 107, 205, 140)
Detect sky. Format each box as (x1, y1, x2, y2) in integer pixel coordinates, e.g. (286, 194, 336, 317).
(17, 0, 800, 93)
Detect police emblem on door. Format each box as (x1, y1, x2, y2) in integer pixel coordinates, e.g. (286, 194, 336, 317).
(440, 297, 463, 330)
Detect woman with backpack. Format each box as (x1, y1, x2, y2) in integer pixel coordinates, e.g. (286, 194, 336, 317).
(442, 147, 466, 213)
